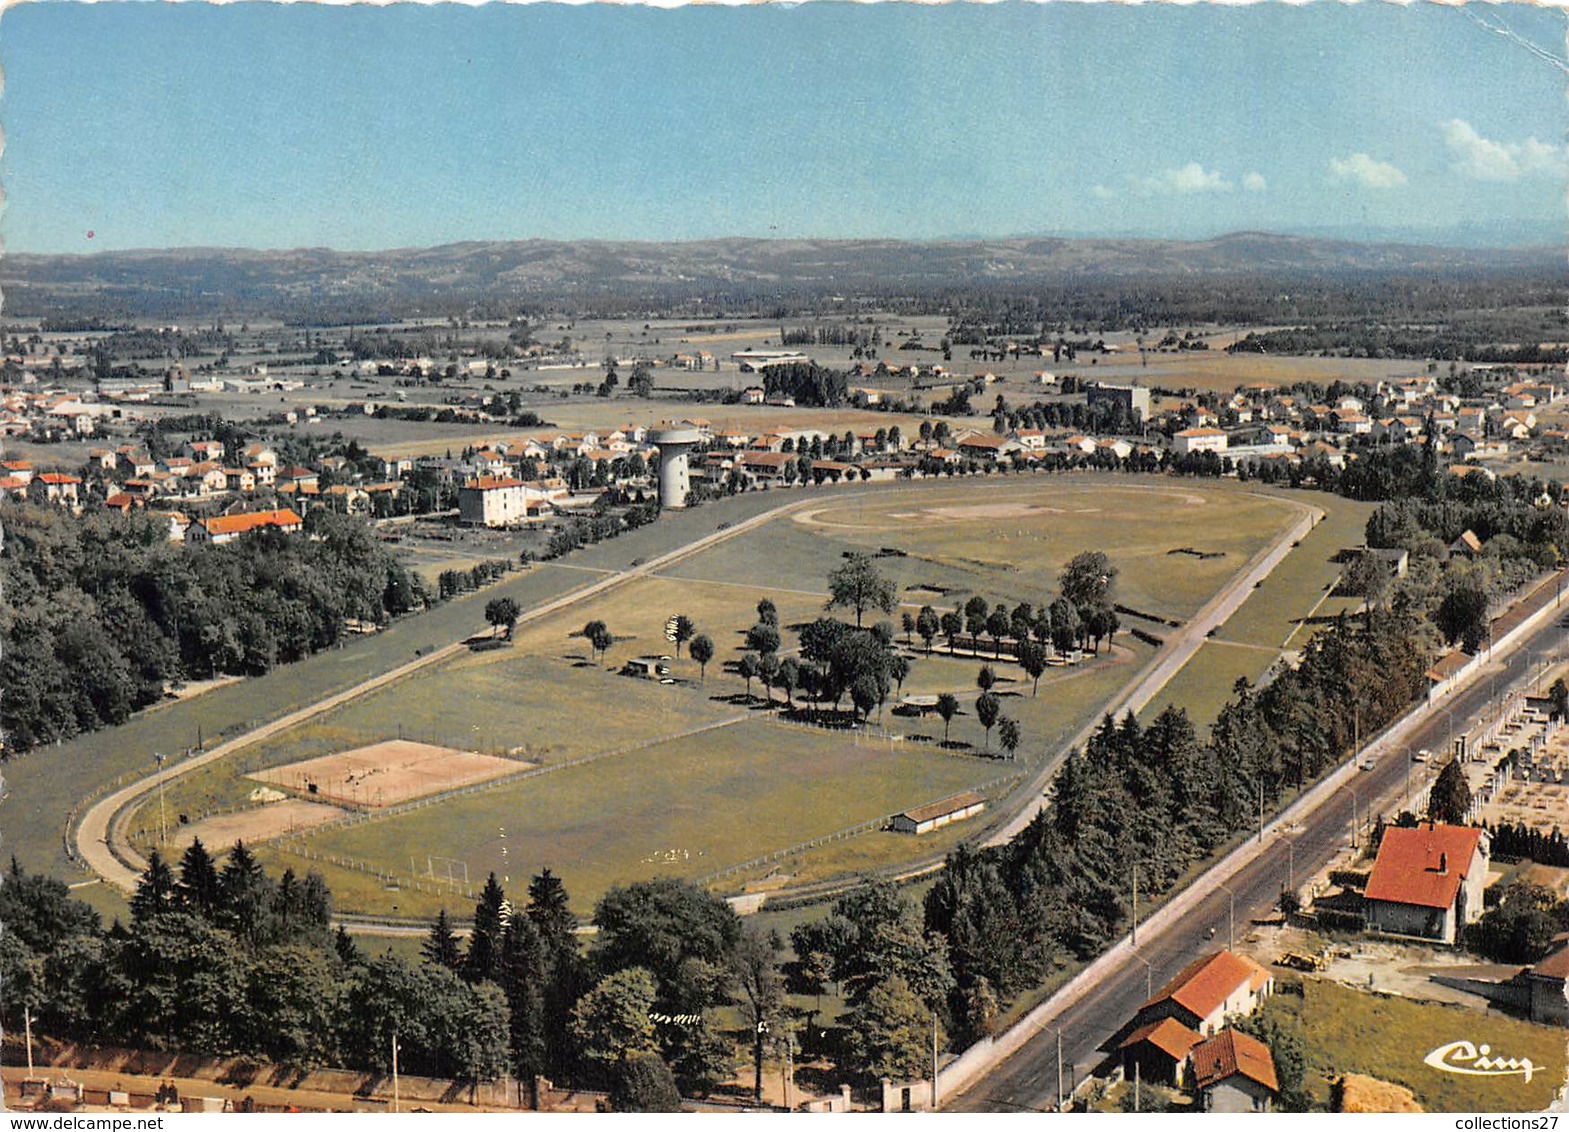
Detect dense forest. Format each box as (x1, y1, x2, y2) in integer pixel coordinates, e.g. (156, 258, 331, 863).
(0, 505, 429, 754)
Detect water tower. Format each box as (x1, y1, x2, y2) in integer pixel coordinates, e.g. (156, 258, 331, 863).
(650, 427, 702, 509)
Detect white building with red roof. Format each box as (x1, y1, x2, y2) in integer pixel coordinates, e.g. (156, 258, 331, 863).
(457, 475, 554, 528)
(185, 507, 304, 545)
(1364, 821, 1489, 944)
(1118, 949, 1274, 1087)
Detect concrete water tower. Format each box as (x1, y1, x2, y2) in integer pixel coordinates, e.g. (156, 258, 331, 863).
(650, 427, 702, 509)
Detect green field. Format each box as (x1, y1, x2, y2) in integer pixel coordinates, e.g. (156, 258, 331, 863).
(1136, 488, 1377, 731)
(1214, 490, 1376, 652)
(259, 717, 1013, 917)
(1139, 640, 1279, 729)
(662, 479, 1297, 626)
(1273, 978, 1566, 1112)
(7, 487, 811, 879)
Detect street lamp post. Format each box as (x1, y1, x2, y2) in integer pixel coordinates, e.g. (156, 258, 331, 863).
(1130, 949, 1154, 999)
(1131, 864, 1139, 946)
(1339, 784, 1361, 851)
(1215, 879, 1237, 950)
(1278, 832, 1298, 891)
(154, 751, 168, 848)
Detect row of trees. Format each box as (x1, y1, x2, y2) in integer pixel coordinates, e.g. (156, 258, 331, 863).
(798, 595, 1439, 1055)
(1, 504, 430, 754)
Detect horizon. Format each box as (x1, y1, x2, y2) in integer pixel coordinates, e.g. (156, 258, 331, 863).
(2, 3, 1565, 255)
(6, 227, 1566, 262)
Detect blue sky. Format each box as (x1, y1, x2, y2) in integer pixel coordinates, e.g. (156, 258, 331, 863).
(2, 2, 1564, 253)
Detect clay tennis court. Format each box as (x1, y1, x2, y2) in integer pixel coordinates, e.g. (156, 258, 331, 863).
(249, 739, 528, 808)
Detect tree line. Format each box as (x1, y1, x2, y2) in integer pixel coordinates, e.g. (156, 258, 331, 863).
(0, 503, 430, 755)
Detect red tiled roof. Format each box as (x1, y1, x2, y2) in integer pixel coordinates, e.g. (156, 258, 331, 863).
(1142, 950, 1271, 1023)
(1118, 1017, 1202, 1061)
(1426, 650, 1473, 682)
(1364, 823, 1484, 911)
(464, 476, 524, 490)
(200, 508, 304, 536)
(1533, 943, 1569, 982)
(36, 472, 81, 484)
(1189, 1029, 1278, 1093)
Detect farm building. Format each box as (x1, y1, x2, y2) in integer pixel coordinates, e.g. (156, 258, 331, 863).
(891, 791, 985, 835)
(1363, 822, 1489, 944)
(1118, 1016, 1203, 1087)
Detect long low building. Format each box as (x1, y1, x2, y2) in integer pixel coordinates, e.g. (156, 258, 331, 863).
(185, 507, 304, 545)
(891, 791, 985, 835)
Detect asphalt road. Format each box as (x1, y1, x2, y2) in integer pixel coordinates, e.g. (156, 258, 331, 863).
(949, 604, 1569, 1113)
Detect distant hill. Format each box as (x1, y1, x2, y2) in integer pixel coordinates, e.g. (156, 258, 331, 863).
(2, 233, 1563, 322)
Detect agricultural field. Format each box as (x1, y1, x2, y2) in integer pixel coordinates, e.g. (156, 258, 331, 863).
(145, 475, 1309, 917)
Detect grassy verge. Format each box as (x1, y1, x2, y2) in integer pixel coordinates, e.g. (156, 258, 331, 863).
(1269, 977, 1566, 1112)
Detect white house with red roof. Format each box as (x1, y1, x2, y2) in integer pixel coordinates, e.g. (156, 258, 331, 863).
(1363, 822, 1489, 944)
(458, 475, 555, 527)
(1119, 950, 1274, 1088)
(185, 507, 304, 545)
(27, 471, 82, 510)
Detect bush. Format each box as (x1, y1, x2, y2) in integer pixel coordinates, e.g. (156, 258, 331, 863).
(609, 1053, 683, 1112)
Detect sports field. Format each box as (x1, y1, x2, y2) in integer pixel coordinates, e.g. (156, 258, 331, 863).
(127, 476, 1310, 915)
(250, 739, 527, 808)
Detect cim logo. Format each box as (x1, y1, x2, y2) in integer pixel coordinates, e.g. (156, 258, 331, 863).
(1424, 1040, 1536, 1082)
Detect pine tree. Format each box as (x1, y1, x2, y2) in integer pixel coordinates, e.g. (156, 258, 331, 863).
(464, 873, 507, 985)
(501, 914, 548, 1099)
(175, 837, 222, 918)
(424, 908, 462, 970)
(131, 849, 177, 924)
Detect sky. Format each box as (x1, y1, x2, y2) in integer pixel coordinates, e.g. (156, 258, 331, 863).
(1, 1, 1565, 254)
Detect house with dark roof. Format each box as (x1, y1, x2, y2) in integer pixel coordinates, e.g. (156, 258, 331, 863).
(1189, 1029, 1278, 1112)
(1524, 941, 1569, 1026)
(1363, 822, 1489, 944)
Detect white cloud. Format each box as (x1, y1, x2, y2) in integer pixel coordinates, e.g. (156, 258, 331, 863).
(1092, 184, 1116, 200)
(1140, 163, 1232, 196)
(1328, 153, 1408, 190)
(1441, 118, 1564, 182)
(1242, 172, 1267, 192)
